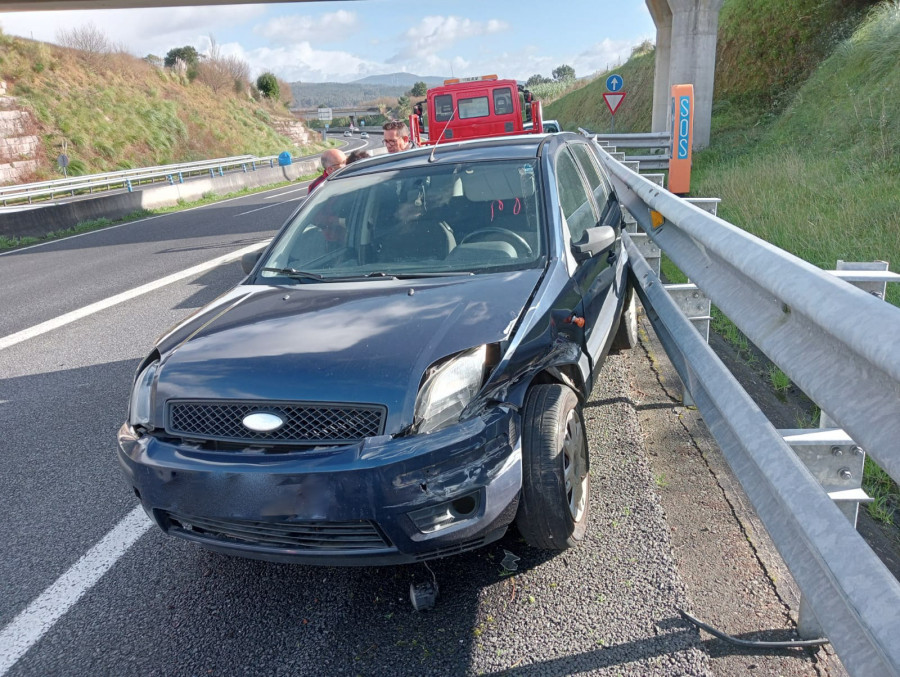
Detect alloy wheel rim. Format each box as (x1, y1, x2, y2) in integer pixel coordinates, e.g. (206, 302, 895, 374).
(562, 408, 587, 521)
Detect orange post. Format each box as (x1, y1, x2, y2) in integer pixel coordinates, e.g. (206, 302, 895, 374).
(668, 84, 694, 195)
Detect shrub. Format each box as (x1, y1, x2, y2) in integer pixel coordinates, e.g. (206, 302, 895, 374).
(257, 72, 279, 99)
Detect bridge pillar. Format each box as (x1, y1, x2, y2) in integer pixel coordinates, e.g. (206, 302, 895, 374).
(645, 0, 723, 150)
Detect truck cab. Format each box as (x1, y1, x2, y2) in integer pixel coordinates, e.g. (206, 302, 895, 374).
(410, 75, 543, 146)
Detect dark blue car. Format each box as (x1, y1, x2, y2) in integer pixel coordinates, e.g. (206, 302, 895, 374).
(118, 132, 636, 566)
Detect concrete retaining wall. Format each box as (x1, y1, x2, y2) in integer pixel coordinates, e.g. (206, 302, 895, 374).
(0, 157, 320, 239)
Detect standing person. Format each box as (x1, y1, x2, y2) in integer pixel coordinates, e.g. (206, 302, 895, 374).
(307, 149, 346, 195)
(382, 120, 414, 153)
(346, 149, 371, 164)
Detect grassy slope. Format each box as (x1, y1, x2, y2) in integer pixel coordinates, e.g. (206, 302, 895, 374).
(0, 32, 321, 179)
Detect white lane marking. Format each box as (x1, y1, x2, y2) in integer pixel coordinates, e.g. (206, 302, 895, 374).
(0, 239, 270, 352)
(264, 186, 310, 199)
(0, 182, 295, 257)
(234, 197, 303, 217)
(0, 506, 151, 676)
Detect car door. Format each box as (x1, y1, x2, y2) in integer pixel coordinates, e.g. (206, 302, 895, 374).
(554, 142, 618, 370)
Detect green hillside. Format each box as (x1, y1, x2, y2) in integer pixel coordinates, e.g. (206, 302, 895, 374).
(547, 0, 897, 296)
(0, 30, 327, 180)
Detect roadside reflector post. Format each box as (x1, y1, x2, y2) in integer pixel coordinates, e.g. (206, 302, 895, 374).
(668, 84, 694, 195)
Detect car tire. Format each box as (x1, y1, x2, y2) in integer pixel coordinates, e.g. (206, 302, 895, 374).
(612, 281, 638, 351)
(515, 383, 590, 550)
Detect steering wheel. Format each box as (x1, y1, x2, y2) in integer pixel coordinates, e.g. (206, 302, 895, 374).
(459, 227, 534, 257)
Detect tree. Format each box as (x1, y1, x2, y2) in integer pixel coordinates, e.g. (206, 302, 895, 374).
(396, 94, 411, 118)
(57, 23, 112, 55)
(552, 64, 575, 82)
(410, 81, 427, 97)
(526, 74, 551, 87)
(257, 72, 280, 99)
(164, 46, 200, 68)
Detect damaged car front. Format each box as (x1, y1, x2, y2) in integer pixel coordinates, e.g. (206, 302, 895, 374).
(118, 134, 629, 565)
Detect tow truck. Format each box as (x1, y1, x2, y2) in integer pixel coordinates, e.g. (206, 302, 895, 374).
(409, 74, 544, 146)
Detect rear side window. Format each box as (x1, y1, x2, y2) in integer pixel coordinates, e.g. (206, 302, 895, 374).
(492, 87, 514, 115)
(556, 150, 596, 242)
(434, 94, 453, 122)
(458, 96, 490, 119)
(570, 143, 610, 207)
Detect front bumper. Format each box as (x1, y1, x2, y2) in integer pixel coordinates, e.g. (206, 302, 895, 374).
(117, 407, 521, 565)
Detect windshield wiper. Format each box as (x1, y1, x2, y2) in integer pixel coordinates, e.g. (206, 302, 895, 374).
(261, 267, 325, 281)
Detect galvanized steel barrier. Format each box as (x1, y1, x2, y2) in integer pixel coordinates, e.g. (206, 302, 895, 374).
(590, 139, 900, 676)
(0, 154, 288, 206)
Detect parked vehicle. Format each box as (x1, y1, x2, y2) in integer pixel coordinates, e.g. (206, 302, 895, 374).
(410, 74, 544, 145)
(118, 132, 634, 569)
(343, 130, 353, 137)
(542, 119, 562, 133)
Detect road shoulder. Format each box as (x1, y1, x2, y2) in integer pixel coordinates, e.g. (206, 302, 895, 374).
(625, 306, 848, 677)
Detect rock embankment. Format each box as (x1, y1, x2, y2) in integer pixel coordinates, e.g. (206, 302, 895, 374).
(0, 80, 40, 186)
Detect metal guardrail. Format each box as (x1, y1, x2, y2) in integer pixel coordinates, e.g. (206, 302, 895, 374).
(0, 154, 288, 206)
(578, 129, 670, 169)
(592, 141, 900, 676)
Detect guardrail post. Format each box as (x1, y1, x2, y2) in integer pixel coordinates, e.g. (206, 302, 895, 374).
(126, 179, 133, 193)
(209, 168, 215, 178)
(218, 167, 224, 177)
(252, 161, 257, 171)
(242, 163, 247, 173)
(270, 158, 275, 168)
(780, 427, 871, 638)
(167, 175, 174, 185)
(794, 260, 896, 639)
(178, 172, 184, 183)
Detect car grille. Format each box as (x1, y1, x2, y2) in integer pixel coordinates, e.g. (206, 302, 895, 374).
(165, 512, 391, 551)
(166, 400, 386, 445)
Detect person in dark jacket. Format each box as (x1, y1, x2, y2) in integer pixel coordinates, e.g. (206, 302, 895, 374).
(307, 149, 346, 195)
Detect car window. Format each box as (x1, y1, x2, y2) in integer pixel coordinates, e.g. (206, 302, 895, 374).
(434, 94, 453, 122)
(259, 160, 544, 281)
(555, 150, 597, 243)
(569, 143, 611, 208)
(458, 96, 490, 119)
(492, 87, 514, 115)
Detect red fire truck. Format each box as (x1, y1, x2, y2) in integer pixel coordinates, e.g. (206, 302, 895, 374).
(409, 75, 544, 146)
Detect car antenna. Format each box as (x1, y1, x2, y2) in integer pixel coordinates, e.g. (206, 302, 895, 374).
(429, 108, 457, 163)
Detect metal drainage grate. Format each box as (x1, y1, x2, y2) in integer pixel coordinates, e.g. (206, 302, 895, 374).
(166, 400, 386, 445)
(166, 513, 390, 551)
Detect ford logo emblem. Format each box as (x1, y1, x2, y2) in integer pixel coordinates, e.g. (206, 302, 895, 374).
(242, 412, 284, 432)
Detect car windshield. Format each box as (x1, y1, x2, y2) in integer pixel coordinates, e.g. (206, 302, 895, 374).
(259, 160, 545, 281)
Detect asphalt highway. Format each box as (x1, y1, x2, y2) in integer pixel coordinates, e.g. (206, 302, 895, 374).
(0, 160, 810, 676)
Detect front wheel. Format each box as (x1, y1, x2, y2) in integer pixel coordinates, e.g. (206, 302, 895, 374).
(515, 384, 590, 550)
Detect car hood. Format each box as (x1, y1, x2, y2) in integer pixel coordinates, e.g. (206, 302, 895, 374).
(153, 270, 543, 431)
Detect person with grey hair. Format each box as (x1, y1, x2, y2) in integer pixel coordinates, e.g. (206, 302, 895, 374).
(307, 148, 346, 195)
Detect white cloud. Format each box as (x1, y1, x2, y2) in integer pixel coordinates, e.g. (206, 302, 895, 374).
(225, 41, 388, 84)
(0, 6, 264, 58)
(253, 10, 359, 46)
(391, 15, 509, 62)
(572, 38, 644, 78)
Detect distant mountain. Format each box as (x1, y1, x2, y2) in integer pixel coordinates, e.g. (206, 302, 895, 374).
(350, 73, 447, 87)
(289, 74, 450, 110)
(289, 82, 408, 109)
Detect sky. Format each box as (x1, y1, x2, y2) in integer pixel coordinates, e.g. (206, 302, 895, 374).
(0, 1, 656, 84)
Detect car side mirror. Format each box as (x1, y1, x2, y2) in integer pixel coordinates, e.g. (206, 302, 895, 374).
(571, 225, 616, 261)
(241, 251, 261, 275)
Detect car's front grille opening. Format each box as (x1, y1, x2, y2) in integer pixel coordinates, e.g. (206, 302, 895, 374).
(413, 537, 485, 561)
(164, 512, 391, 551)
(166, 400, 386, 445)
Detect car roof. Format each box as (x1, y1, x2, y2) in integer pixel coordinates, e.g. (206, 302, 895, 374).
(335, 133, 582, 179)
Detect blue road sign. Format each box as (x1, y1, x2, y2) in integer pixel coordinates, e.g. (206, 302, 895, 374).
(606, 74, 624, 92)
